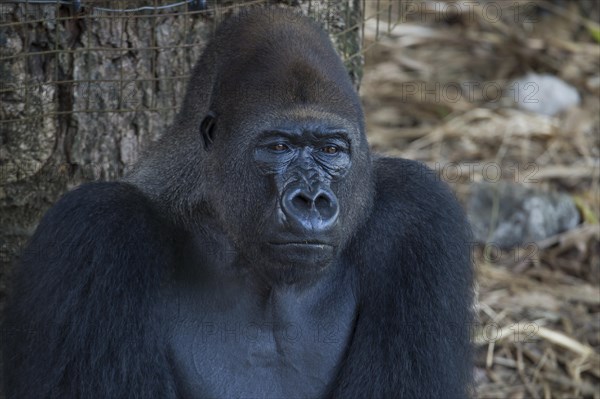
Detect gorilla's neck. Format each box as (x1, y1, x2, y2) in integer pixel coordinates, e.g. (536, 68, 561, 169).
(172, 228, 356, 328)
(174, 217, 354, 303)
(163, 223, 358, 399)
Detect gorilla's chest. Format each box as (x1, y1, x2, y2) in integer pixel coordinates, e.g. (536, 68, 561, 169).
(161, 281, 356, 399)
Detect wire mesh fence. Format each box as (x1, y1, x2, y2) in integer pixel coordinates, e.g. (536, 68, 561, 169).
(0, 0, 402, 139)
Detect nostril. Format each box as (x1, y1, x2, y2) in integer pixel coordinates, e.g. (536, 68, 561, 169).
(314, 194, 329, 210)
(314, 192, 337, 220)
(292, 193, 312, 210)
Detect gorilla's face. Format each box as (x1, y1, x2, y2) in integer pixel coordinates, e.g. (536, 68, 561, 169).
(205, 108, 373, 284)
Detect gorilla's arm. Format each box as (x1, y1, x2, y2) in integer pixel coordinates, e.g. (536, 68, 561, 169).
(3, 182, 178, 398)
(332, 157, 474, 399)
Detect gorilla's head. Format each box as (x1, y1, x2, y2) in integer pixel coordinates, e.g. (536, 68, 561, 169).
(129, 9, 374, 284)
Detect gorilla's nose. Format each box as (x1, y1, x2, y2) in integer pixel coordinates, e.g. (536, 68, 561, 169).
(281, 185, 339, 231)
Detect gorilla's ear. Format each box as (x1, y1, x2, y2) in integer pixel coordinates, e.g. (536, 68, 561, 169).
(200, 112, 217, 150)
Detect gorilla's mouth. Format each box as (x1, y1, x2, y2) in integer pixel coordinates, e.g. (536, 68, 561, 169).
(264, 241, 336, 271)
(268, 241, 334, 249)
(266, 241, 336, 264)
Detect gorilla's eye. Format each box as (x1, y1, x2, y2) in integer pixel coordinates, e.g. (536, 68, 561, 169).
(269, 143, 288, 152)
(322, 145, 339, 155)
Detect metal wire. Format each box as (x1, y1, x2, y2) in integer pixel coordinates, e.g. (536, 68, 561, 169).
(0, 0, 393, 129)
(3, 0, 200, 13)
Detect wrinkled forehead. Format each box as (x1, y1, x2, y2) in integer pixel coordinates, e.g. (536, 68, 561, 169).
(212, 58, 361, 116)
(271, 107, 359, 129)
(214, 82, 360, 114)
(224, 105, 364, 138)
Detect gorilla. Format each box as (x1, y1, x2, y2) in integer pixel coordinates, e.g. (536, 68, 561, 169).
(3, 8, 473, 399)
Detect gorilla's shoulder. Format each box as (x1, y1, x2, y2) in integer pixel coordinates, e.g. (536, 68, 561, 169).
(25, 182, 176, 270)
(369, 155, 470, 239)
(40, 181, 163, 233)
(48, 181, 153, 215)
(5, 184, 179, 398)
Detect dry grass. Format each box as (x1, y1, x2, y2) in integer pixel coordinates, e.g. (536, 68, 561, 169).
(361, 1, 600, 397)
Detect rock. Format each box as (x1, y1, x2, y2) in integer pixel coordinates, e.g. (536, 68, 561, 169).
(509, 73, 580, 116)
(467, 182, 580, 248)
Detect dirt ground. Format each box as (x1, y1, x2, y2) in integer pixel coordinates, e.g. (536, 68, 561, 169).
(360, 1, 599, 398)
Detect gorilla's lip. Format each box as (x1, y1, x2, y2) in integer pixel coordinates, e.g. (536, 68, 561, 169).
(268, 241, 334, 248)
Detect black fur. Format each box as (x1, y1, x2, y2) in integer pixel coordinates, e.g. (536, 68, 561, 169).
(3, 183, 179, 398)
(330, 157, 473, 398)
(3, 8, 473, 399)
